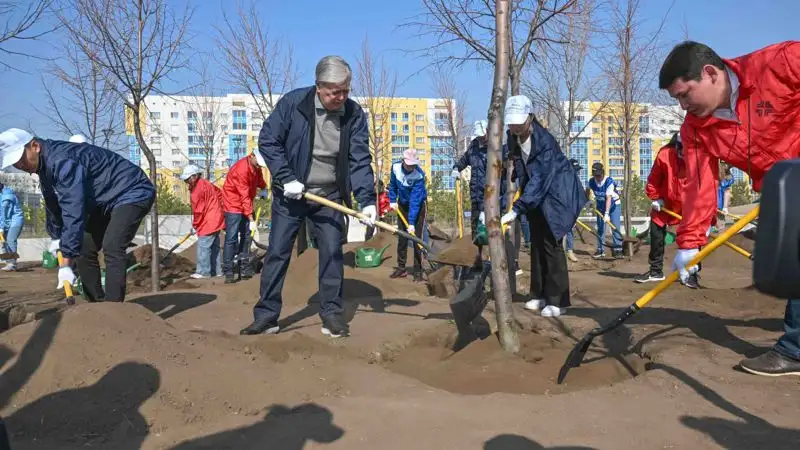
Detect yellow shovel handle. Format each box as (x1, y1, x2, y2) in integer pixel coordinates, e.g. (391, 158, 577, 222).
(251, 207, 262, 238)
(56, 251, 74, 299)
(594, 208, 618, 231)
(661, 208, 751, 259)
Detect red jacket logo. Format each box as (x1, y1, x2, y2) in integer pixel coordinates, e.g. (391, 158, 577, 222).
(756, 100, 775, 117)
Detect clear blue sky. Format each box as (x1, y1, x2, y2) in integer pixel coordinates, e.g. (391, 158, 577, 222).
(1, 0, 798, 137)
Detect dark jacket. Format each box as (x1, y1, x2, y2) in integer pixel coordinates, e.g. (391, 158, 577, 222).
(508, 121, 586, 241)
(38, 139, 155, 258)
(258, 86, 375, 209)
(454, 138, 509, 212)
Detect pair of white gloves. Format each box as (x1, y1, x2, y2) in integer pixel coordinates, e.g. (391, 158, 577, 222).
(284, 180, 377, 227)
(650, 198, 702, 284)
(48, 239, 76, 290)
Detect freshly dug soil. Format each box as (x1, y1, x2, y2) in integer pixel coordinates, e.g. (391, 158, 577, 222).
(127, 244, 196, 292)
(430, 237, 478, 267)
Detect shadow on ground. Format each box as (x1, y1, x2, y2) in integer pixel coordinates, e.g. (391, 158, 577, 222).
(131, 293, 216, 320)
(484, 434, 597, 449)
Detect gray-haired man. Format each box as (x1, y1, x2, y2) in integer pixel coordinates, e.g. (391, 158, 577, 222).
(241, 55, 376, 337)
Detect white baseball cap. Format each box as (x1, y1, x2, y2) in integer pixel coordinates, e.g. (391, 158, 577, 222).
(504, 95, 533, 125)
(181, 164, 202, 181)
(403, 148, 419, 166)
(0, 128, 34, 171)
(250, 150, 267, 168)
(472, 120, 488, 137)
(69, 134, 88, 143)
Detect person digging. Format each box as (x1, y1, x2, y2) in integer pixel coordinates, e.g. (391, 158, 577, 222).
(0, 182, 24, 271)
(586, 162, 624, 259)
(660, 40, 800, 376)
(240, 55, 377, 338)
(388, 148, 427, 283)
(182, 164, 224, 279)
(0, 128, 154, 303)
(501, 95, 586, 318)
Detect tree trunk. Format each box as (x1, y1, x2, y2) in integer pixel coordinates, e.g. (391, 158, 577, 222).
(486, 0, 519, 354)
(132, 107, 161, 292)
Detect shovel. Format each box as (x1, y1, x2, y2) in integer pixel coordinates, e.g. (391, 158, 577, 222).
(395, 207, 438, 272)
(574, 219, 620, 251)
(160, 230, 195, 266)
(557, 206, 759, 384)
(593, 208, 640, 255)
(661, 208, 752, 260)
(0, 233, 16, 261)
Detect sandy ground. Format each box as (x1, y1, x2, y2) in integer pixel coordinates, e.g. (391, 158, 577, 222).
(0, 229, 796, 450)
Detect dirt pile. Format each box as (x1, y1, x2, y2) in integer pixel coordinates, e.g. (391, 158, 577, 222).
(430, 237, 478, 267)
(385, 322, 646, 395)
(127, 244, 196, 291)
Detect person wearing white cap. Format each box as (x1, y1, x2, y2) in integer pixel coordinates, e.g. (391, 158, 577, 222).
(68, 134, 88, 144)
(388, 148, 428, 282)
(0, 128, 155, 303)
(220, 150, 267, 284)
(500, 95, 587, 318)
(182, 164, 224, 279)
(241, 55, 377, 338)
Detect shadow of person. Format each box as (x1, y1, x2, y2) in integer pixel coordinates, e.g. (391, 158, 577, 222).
(6, 362, 160, 450)
(169, 403, 343, 449)
(0, 313, 61, 409)
(131, 292, 217, 320)
(484, 434, 597, 450)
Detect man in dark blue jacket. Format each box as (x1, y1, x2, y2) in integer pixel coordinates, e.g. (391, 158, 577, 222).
(0, 128, 154, 302)
(500, 96, 586, 318)
(241, 56, 376, 338)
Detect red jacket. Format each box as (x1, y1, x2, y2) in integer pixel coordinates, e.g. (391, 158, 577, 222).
(222, 157, 266, 217)
(190, 178, 224, 236)
(678, 41, 800, 249)
(378, 192, 391, 217)
(646, 143, 685, 228)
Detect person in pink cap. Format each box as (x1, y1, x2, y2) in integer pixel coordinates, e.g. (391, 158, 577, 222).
(388, 148, 428, 282)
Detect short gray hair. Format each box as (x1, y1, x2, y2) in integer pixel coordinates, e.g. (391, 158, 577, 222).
(315, 55, 352, 84)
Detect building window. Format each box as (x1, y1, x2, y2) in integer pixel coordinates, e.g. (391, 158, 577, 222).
(172, 161, 181, 168)
(402, 124, 409, 134)
(416, 125, 424, 133)
(592, 127, 600, 134)
(391, 112, 398, 121)
(592, 138, 601, 145)
(251, 124, 261, 131)
(416, 137, 425, 144)
(187, 123, 197, 133)
(639, 137, 652, 178)
(232, 101, 245, 107)
(593, 148, 601, 156)
(391, 146, 408, 160)
(149, 136, 159, 144)
(152, 148, 161, 156)
(569, 138, 589, 185)
(415, 114, 425, 121)
(187, 111, 197, 121)
(392, 135, 410, 145)
(172, 148, 181, 155)
(402, 112, 409, 121)
(375, 114, 383, 121)
(170, 112, 179, 119)
(639, 115, 650, 134)
(150, 112, 161, 120)
(391, 124, 397, 134)
(232, 109, 247, 131)
(607, 126, 614, 135)
(171, 136, 179, 144)
(570, 115, 585, 133)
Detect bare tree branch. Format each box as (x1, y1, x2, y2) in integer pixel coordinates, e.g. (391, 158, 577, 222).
(0, 0, 56, 69)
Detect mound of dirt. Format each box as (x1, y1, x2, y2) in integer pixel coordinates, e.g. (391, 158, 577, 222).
(430, 237, 478, 267)
(127, 244, 196, 292)
(384, 322, 646, 395)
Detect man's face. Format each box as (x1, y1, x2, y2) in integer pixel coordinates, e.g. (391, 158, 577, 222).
(184, 174, 199, 190)
(666, 65, 726, 118)
(13, 140, 40, 174)
(316, 81, 350, 111)
(477, 135, 487, 146)
(507, 115, 533, 136)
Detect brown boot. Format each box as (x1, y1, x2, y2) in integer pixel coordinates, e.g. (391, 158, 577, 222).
(566, 250, 578, 262)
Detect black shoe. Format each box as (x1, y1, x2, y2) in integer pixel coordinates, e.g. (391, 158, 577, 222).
(241, 273, 254, 280)
(412, 272, 424, 283)
(239, 320, 280, 335)
(634, 271, 665, 283)
(321, 315, 350, 338)
(683, 273, 700, 289)
(390, 267, 408, 278)
(739, 349, 800, 377)
(224, 275, 236, 284)
(592, 251, 606, 259)
(612, 249, 624, 259)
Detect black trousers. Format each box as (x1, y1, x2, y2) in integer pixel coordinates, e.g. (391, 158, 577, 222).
(648, 222, 667, 274)
(397, 202, 425, 272)
(77, 200, 152, 302)
(528, 208, 570, 308)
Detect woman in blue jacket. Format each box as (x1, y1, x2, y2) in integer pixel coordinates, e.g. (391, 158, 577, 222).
(388, 149, 427, 282)
(0, 183, 24, 271)
(500, 96, 586, 317)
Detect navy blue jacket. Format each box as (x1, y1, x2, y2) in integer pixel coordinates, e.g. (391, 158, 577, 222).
(38, 140, 155, 258)
(258, 86, 376, 208)
(454, 138, 509, 212)
(508, 121, 587, 241)
(388, 162, 427, 224)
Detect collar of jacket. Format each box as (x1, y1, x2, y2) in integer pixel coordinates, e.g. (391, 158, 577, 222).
(684, 58, 755, 130)
(34, 138, 48, 178)
(297, 86, 357, 124)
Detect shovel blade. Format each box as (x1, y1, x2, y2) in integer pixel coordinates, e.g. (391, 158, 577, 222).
(0, 252, 18, 261)
(557, 333, 596, 384)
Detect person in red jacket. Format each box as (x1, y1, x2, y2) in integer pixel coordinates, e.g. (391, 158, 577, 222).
(182, 164, 224, 279)
(635, 133, 687, 284)
(365, 180, 391, 241)
(221, 151, 267, 283)
(660, 40, 800, 377)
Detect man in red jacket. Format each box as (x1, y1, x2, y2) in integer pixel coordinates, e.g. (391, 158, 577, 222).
(221, 151, 267, 283)
(182, 165, 224, 279)
(660, 40, 800, 377)
(635, 133, 688, 284)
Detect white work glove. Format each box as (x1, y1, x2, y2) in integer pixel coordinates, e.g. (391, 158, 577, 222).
(283, 180, 305, 200)
(451, 169, 460, 179)
(671, 248, 699, 284)
(604, 212, 610, 223)
(651, 199, 664, 212)
(501, 211, 518, 226)
(390, 202, 398, 210)
(722, 207, 729, 215)
(360, 205, 377, 226)
(49, 239, 60, 257)
(249, 221, 257, 232)
(406, 225, 416, 235)
(56, 266, 76, 289)
(479, 211, 485, 224)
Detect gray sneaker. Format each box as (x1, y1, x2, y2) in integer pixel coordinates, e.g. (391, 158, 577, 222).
(739, 349, 800, 377)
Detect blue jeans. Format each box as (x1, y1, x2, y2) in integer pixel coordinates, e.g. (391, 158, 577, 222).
(565, 228, 574, 251)
(596, 202, 623, 252)
(222, 212, 252, 277)
(196, 232, 222, 276)
(2, 225, 21, 267)
(775, 299, 800, 360)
